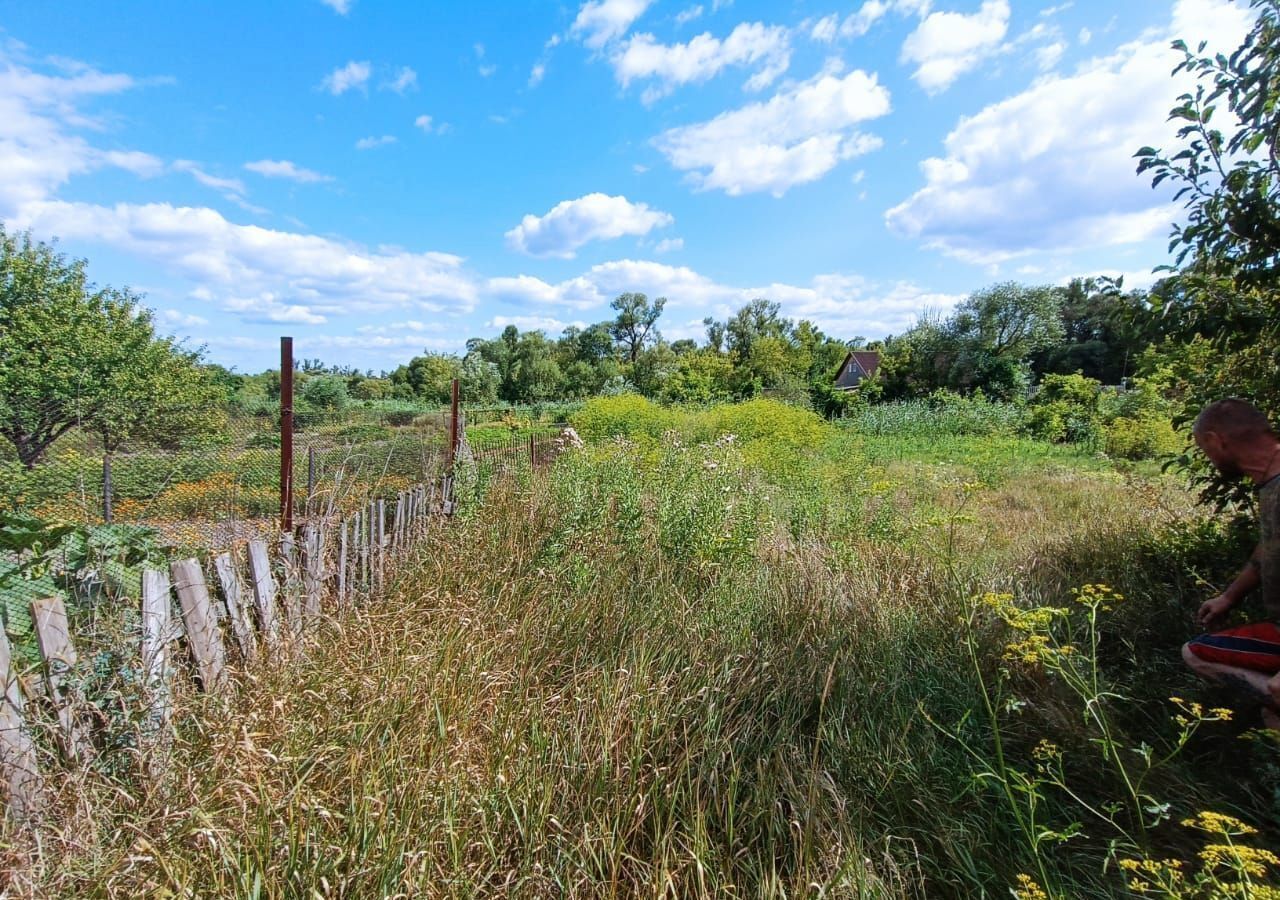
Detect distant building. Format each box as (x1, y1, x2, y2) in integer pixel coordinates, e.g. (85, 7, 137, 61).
(833, 350, 881, 391)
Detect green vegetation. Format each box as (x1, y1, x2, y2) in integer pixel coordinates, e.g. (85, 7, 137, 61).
(21, 399, 1278, 897)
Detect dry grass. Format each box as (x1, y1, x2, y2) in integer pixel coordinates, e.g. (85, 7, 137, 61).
(2, 424, 1266, 898)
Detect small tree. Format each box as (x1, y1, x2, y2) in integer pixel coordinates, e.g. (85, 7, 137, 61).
(0, 225, 220, 469)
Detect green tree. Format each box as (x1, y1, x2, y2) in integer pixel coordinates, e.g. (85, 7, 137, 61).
(609, 293, 666, 363)
(0, 226, 219, 468)
(1135, 0, 1280, 501)
(389, 353, 461, 404)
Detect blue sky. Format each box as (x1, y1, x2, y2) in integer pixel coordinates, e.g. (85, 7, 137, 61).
(0, 0, 1257, 372)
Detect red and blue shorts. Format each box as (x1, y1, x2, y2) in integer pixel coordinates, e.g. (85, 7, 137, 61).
(1187, 622, 1280, 673)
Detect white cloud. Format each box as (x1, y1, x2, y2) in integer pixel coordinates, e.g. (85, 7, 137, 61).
(486, 315, 587, 333)
(505, 193, 674, 258)
(1035, 40, 1066, 69)
(654, 67, 891, 196)
(159, 309, 209, 329)
(612, 22, 791, 102)
(529, 63, 547, 87)
(355, 134, 396, 150)
(244, 159, 333, 183)
(838, 0, 929, 40)
(810, 15, 838, 43)
(383, 66, 418, 94)
(841, 1, 891, 38)
(676, 5, 704, 26)
(486, 259, 959, 337)
(14, 200, 479, 323)
(886, 0, 1255, 264)
(900, 0, 1010, 94)
(654, 237, 683, 253)
(320, 0, 353, 14)
(172, 160, 246, 197)
(571, 0, 654, 49)
(321, 60, 371, 95)
(0, 56, 164, 209)
(414, 114, 438, 133)
(1078, 27, 1092, 44)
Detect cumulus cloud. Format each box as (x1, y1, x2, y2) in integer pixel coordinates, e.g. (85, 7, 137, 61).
(487, 259, 960, 337)
(12, 200, 479, 321)
(571, 0, 654, 49)
(382, 66, 418, 94)
(612, 21, 791, 102)
(355, 134, 396, 150)
(486, 315, 587, 333)
(243, 159, 333, 183)
(505, 193, 674, 258)
(321, 60, 371, 95)
(159, 309, 210, 329)
(654, 237, 683, 253)
(886, 0, 1255, 264)
(900, 0, 1010, 94)
(675, 5, 704, 26)
(654, 67, 891, 196)
(0, 55, 165, 209)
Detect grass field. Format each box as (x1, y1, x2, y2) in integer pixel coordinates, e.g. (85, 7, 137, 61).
(11, 398, 1279, 898)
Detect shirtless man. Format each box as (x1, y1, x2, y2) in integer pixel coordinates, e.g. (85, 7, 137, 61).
(1182, 398, 1280, 729)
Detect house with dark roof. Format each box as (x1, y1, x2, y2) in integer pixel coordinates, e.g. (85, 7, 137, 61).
(833, 350, 881, 391)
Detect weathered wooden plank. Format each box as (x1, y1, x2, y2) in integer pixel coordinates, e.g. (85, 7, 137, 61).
(393, 494, 405, 550)
(303, 524, 323, 624)
(170, 559, 228, 693)
(0, 628, 41, 824)
(140, 569, 173, 733)
(30, 597, 93, 763)
(358, 509, 369, 590)
(338, 518, 349, 603)
(247, 539, 281, 649)
(376, 498, 387, 587)
(279, 532, 302, 641)
(213, 553, 256, 662)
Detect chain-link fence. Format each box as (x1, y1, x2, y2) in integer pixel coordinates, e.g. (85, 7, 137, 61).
(1, 379, 576, 661)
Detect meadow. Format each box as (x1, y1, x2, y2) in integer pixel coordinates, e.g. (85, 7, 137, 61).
(8, 397, 1278, 898)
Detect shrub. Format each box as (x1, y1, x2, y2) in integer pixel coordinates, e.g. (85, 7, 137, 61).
(570, 394, 677, 442)
(692, 398, 828, 451)
(1105, 416, 1184, 460)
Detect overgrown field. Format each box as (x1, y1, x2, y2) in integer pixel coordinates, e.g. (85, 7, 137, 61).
(9, 398, 1279, 898)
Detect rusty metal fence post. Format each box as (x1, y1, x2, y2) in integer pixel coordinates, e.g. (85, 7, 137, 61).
(280, 336, 294, 533)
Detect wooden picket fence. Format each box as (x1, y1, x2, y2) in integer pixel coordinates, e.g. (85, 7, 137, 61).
(0, 475, 451, 825)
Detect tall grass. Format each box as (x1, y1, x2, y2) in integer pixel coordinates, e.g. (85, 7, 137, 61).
(7, 401, 1277, 897)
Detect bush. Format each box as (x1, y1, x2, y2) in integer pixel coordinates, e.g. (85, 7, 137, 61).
(1105, 416, 1183, 460)
(570, 394, 677, 442)
(692, 398, 828, 450)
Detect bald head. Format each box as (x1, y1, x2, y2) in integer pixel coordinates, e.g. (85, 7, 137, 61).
(1194, 398, 1279, 482)
(1194, 399, 1275, 442)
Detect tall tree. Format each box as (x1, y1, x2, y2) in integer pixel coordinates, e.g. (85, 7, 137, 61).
(609, 293, 666, 363)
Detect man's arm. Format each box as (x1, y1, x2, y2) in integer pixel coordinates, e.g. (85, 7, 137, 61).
(1197, 543, 1263, 629)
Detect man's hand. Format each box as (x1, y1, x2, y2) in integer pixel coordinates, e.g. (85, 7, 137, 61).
(1196, 594, 1236, 630)
(1269, 671, 1280, 708)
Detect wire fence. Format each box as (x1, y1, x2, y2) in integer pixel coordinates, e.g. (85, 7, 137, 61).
(1, 357, 575, 670)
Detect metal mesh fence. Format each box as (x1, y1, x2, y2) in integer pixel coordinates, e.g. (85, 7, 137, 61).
(0, 387, 573, 665)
